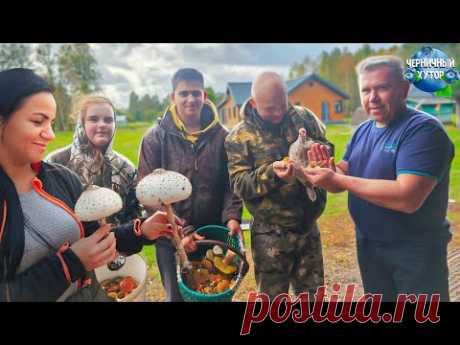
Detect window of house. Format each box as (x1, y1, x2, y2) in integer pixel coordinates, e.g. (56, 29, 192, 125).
(335, 100, 343, 113)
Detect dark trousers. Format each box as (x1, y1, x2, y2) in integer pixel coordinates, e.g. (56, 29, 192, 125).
(155, 237, 183, 302)
(356, 236, 451, 302)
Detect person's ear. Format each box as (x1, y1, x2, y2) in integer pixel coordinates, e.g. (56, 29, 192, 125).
(249, 97, 256, 108)
(171, 92, 176, 104)
(0, 118, 5, 138)
(203, 90, 208, 101)
(401, 79, 410, 99)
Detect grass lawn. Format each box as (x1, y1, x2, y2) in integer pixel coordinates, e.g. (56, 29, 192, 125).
(45, 122, 460, 284)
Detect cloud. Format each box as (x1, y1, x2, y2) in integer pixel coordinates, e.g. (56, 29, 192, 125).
(94, 43, 302, 107)
(11, 43, 397, 108)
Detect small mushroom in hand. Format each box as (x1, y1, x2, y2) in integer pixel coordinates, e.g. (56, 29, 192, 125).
(74, 185, 124, 270)
(75, 185, 123, 225)
(136, 169, 193, 270)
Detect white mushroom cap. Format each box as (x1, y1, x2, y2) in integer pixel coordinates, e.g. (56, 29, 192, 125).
(75, 185, 123, 221)
(136, 169, 192, 207)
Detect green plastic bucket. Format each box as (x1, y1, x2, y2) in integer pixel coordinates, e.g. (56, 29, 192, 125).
(177, 225, 249, 302)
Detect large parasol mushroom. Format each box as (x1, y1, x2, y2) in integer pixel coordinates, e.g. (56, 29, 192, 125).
(136, 168, 193, 271)
(75, 185, 123, 225)
(75, 185, 125, 270)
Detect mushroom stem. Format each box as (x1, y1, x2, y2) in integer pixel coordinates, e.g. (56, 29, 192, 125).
(223, 250, 237, 266)
(164, 204, 192, 270)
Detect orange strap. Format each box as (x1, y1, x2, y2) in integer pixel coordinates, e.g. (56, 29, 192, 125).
(56, 242, 72, 284)
(31, 177, 85, 289)
(31, 177, 85, 239)
(0, 201, 7, 244)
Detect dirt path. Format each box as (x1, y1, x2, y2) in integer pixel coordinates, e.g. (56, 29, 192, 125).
(145, 214, 364, 301)
(145, 211, 460, 302)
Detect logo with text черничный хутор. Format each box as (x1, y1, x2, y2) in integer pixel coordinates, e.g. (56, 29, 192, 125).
(404, 46, 459, 97)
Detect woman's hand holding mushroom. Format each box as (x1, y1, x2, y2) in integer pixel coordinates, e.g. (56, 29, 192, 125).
(70, 224, 118, 271)
(141, 210, 184, 241)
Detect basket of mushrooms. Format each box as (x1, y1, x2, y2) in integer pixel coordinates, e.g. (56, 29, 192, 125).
(136, 168, 249, 302)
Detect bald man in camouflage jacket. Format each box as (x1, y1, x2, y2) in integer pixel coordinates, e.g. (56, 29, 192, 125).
(225, 72, 334, 299)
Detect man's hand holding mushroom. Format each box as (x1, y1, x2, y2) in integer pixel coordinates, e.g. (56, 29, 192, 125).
(227, 219, 241, 236)
(136, 168, 194, 270)
(302, 143, 341, 192)
(273, 160, 295, 183)
(181, 232, 205, 253)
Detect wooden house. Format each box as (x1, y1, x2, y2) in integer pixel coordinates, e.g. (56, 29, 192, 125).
(217, 74, 349, 129)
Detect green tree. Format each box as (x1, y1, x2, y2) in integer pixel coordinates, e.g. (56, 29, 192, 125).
(57, 44, 101, 95)
(288, 56, 320, 80)
(205, 86, 223, 105)
(53, 83, 73, 131)
(0, 44, 33, 70)
(160, 95, 171, 112)
(150, 94, 162, 112)
(36, 44, 57, 84)
(35, 44, 70, 131)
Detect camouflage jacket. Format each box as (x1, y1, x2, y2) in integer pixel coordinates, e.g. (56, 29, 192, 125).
(138, 101, 243, 228)
(225, 101, 334, 232)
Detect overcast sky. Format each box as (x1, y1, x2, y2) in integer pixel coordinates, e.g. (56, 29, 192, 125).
(5, 43, 397, 108)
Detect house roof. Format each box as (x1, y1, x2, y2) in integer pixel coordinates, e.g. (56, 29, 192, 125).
(407, 85, 455, 105)
(218, 74, 349, 108)
(286, 73, 350, 99)
(225, 82, 253, 107)
(408, 86, 436, 99)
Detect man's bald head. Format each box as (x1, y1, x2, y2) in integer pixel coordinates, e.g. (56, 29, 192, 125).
(250, 71, 289, 124)
(251, 72, 288, 98)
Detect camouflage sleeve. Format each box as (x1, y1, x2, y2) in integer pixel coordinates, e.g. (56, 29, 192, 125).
(44, 146, 71, 166)
(220, 142, 243, 224)
(225, 133, 285, 201)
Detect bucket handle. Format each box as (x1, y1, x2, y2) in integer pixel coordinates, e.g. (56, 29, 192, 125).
(182, 225, 247, 261)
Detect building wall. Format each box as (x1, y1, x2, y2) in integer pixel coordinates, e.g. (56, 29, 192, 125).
(219, 96, 242, 129)
(407, 100, 456, 124)
(289, 81, 346, 122)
